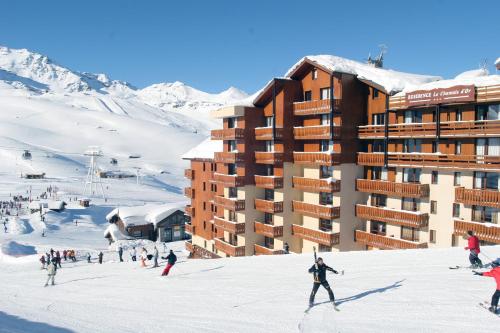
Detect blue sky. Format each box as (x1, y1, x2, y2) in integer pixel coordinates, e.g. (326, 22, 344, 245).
(1, 0, 498, 93)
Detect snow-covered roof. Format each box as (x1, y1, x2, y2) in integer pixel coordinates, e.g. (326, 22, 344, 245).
(286, 55, 441, 94)
(145, 203, 184, 226)
(103, 223, 129, 241)
(182, 137, 222, 160)
(395, 69, 500, 96)
(47, 200, 65, 210)
(106, 203, 184, 227)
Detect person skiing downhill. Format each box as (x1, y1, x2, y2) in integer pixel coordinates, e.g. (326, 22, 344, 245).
(161, 250, 177, 276)
(474, 260, 500, 314)
(465, 230, 483, 268)
(44, 259, 57, 287)
(308, 257, 338, 308)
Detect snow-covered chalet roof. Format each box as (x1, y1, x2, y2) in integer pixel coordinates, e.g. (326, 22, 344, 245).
(106, 203, 184, 227)
(182, 137, 222, 160)
(145, 203, 184, 226)
(286, 55, 441, 94)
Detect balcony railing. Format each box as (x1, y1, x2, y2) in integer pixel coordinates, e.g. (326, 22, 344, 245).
(293, 125, 341, 140)
(293, 99, 341, 116)
(292, 177, 341, 193)
(184, 169, 194, 179)
(455, 187, 500, 209)
(254, 221, 283, 238)
(292, 201, 340, 219)
(214, 216, 245, 234)
(356, 179, 429, 198)
(359, 120, 500, 139)
(185, 223, 194, 234)
(293, 152, 341, 166)
(185, 205, 195, 217)
(292, 224, 340, 247)
(185, 240, 193, 253)
(255, 199, 284, 213)
(254, 244, 285, 255)
(355, 204, 429, 228)
(212, 173, 245, 187)
(211, 128, 245, 140)
(357, 153, 500, 171)
(184, 187, 194, 199)
(254, 175, 283, 189)
(214, 238, 245, 257)
(214, 196, 245, 211)
(355, 230, 428, 250)
(214, 152, 244, 163)
(255, 127, 284, 140)
(255, 151, 283, 165)
(454, 219, 500, 244)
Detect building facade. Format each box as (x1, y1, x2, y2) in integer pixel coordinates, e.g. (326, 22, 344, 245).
(184, 55, 500, 257)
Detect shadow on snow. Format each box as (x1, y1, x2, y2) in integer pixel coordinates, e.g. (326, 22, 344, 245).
(336, 279, 405, 306)
(0, 311, 74, 333)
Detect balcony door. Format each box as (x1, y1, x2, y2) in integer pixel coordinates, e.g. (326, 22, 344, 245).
(265, 140, 274, 152)
(403, 168, 421, 183)
(371, 194, 387, 207)
(472, 205, 499, 224)
(476, 104, 500, 121)
(401, 226, 419, 242)
(227, 117, 237, 128)
(320, 87, 330, 100)
(404, 110, 423, 124)
(320, 166, 334, 179)
(474, 172, 499, 190)
(402, 197, 419, 212)
(403, 139, 422, 153)
(476, 138, 500, 156)
(370, 221, 386, 235)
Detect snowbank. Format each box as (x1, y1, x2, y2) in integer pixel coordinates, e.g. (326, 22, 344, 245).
(1, 241, 36, 257)
(6, 217, 33, 235)
(182, 137, 222, 160)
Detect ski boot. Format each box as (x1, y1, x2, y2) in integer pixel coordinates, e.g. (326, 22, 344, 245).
(489, 306, 498, 314)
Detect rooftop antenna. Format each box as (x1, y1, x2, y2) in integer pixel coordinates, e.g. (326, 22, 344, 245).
(83, 146, 106, 200)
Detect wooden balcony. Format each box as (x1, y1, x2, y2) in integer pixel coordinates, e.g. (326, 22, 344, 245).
(184, 187, 194, 199)
(254, 221, 284, 238)
(293, 125, 341, 140)
(254, 244, 285, 255)
(292, 224, 340, 247)
(293, 152, 341, 166)
(185, 205, 195, 217)
(454, 219, 500, 244)
(255, 152, 283, 165)
(455, 187, 500, 208)
(184, 169, 194, 179)
(293, 99, 341, 116)
(292, 201, 340, 219)
(211, 128, 245, 140)
(185, 223, 194, 234)
(214, 196, 245, 211)
(254, 175, 283, 189)
(214, 238, 245, 257)
(292, 177, 341, 193)
(254, 199, 284, 213)
(255, 127, 284, 140)
(214, 152, 244, 163)
(355, 230, 428, 250)
(441, 120, 500, 137)
(356, 204, 428, 228)
(357, 153, 500, 171)
(185, 240, 193, 253)
(214, 216, 245, 234)
(212, 173, 245, 187)
(356, 179, 429, 198)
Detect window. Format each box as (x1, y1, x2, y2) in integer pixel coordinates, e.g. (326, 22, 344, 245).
(228, 140, 237, 152)
(264, 189, 274, 201)
(474, 172, 499, 190)
(320, 192, 333, 205)
(477, 104, 500, 121)
(320, 87, 330, 100)
(455, 141, 462, 155)
(304, 90, 312, 101)
(372, 167, 388, 181)
(228, 163, 236, 175)
(371, 194, 387, 207)
(203, 221, 206, 229)
(203, 163, 206, 171)
(403, 139, 422, 153)
(203, 182, 206, 191)
(372, 88, 379, 99)
(432, 141, 438, 153)
(265, 165, 274, 176)
(401, 226, 419, 242)
(476, 138, 500, 156)
(372, 113, 385, 125)
(265, 140, 274, 152)
(312, 68, 318, 80)
(403, 168, 421, 183)
(227, 117, 237, 128)
(454, 172, 462, 186)
(319, 219, 333, 232)
(203, 202, 206, 210)
(402, 197, 419, 211)
(132, 230, 142, 237)
(228, 187, 237, 198)
(452, 203, 460, 218)
(370, 221, 386, 235)
(456, 110, 462, 121)
(320, 166, 334, 179)
(430, 230, 436, 244)
(228, 210, 236, 222)
(431, 171, 438, 184)
(404, 110, 423, 123)
(264, 213, 273, 224)
(430, 201, 437, 214)
(265, 116, 274, 127)
(321, 114, 331, 125)
(320, 140, 333, 152)
(211, 163, 215, 172)
(472, 205, 499, 223)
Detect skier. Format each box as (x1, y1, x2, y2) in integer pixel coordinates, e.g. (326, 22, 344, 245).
(63, 250, 67, 261)
(118, 246, 123, 262)
(130, 247, 137, 262)
(152, 246, 159, 268)
(308, 257, 339, 308)
(465, 230, 483, 268)
(140, 248, 148, 267)
(161, 250, 177, 276)
(50, 248, 55, 257)
(474, 261, 500, 314)
(284, 242, 290, 254)
(39, 255, 46, 269)
(55, 251, 62, 268)
(86, 252, 91, 263)
(98, 251, 103, 264)
(44, 259, 57, 287)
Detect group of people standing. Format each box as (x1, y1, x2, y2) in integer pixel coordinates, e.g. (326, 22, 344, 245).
(39, 248, 77, 269)
(126, 245, 177, 275)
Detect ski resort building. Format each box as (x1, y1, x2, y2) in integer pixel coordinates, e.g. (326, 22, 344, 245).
(183, 55, 500, 257)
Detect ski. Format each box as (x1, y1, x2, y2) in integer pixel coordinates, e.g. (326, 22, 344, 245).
(305, 302, 340, 313)
(478, 301, 499, 317)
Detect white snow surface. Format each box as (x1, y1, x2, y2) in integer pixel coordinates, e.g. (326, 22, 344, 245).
(286, 55, 441, 93)
(182, 137, 223, 160)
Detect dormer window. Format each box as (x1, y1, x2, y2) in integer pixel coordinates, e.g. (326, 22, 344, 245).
(312, 68, 318, 80)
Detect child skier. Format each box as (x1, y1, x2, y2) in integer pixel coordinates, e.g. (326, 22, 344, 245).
(308, 257, 339, 308)
(474, 261, 500, 314)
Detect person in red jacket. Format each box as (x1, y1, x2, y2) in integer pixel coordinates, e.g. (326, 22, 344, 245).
(465, 230, 483, 268)
(474, 261, 500, 313)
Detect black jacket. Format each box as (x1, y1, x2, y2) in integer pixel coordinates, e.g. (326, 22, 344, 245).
(308, 263, 337, 282)
(166, 253, 177, 265)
